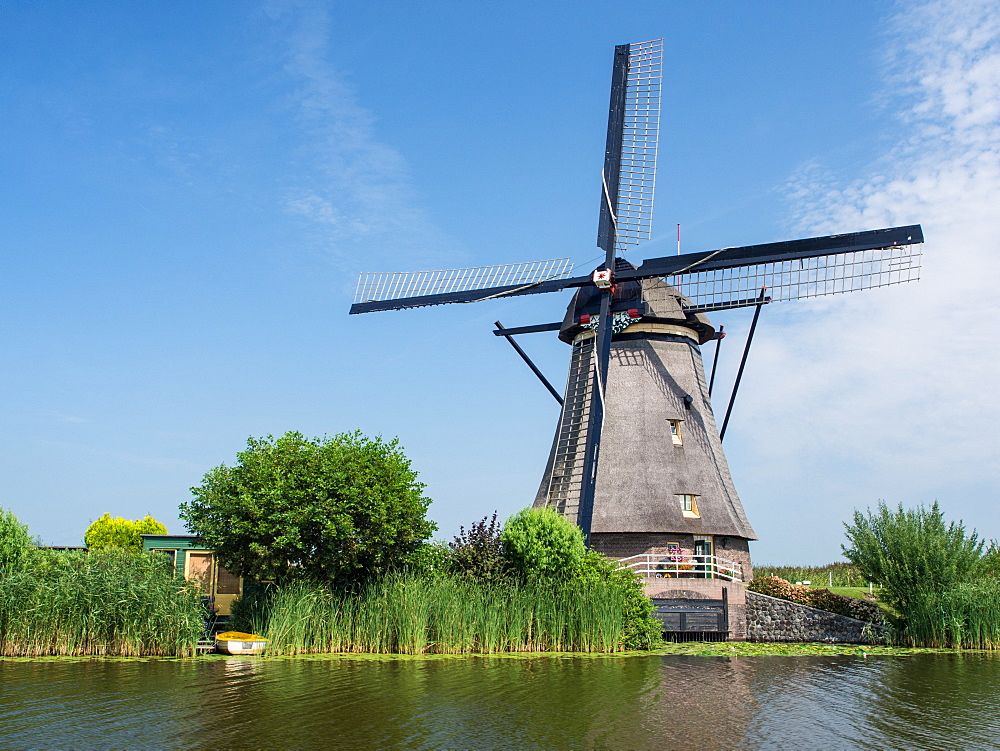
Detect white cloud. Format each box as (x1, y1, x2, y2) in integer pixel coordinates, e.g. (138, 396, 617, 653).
(735, 0, 1000, 560)
(48, 412, 89, 424)
(263, 0, 449, 267)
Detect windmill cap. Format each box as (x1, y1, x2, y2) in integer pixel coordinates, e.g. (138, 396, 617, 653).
(559, 259, 716, 344)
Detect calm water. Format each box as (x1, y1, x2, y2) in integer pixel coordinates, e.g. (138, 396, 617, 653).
(3, 653, 1000, 749)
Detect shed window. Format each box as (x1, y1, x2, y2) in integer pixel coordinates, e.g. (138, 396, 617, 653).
(668, 420, 683, 445)
(185, 552, 214, 593)
(216, 565, 243, 596)
(150, 549, 176, 570)
(677, 494, 700, 518)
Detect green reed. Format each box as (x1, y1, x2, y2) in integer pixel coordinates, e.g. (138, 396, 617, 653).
(899, 580, 1000, 649)
(237, 574, 634, 655)
(0, 549, 203, 657)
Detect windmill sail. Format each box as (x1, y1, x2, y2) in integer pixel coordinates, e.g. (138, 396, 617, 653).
(624, 224, 924, 312)
(675, 243, 922, 313)
(597, 40, 663, 255)
(351, 257, 575, 314)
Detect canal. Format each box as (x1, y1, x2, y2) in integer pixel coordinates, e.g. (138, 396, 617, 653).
(3, 653, 999, 749)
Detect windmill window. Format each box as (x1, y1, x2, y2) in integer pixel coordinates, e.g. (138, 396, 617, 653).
(677, 494, 700, 518)
(668, 420, 683, 445)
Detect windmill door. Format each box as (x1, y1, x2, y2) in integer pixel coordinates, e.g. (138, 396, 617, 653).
(694, 538, 713, 579)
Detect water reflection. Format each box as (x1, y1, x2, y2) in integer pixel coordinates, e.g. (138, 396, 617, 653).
(2, 654, 1000, 749)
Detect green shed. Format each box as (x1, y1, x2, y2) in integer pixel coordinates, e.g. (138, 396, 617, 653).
(140, 534, 243, 617)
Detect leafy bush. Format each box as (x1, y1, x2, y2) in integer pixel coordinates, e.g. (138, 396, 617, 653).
(748, 575, 803, 601)
(501, 507, 585, 581)
(404, 541, 452, 578)
(805, 588, 884, 623)
(84, 513, 168, 551)
(448, 513, 512, 583)
(842, 501, 990, 613)
(0, 506, 34, 573)
(576, 550, 661, 649)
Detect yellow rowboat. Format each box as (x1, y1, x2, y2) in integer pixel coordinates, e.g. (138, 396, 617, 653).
(215, 631, 269, 655)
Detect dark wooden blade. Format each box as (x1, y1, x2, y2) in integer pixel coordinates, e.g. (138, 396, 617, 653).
(596, 44, 629, 255)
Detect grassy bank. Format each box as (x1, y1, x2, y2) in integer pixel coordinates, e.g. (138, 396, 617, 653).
(754, 563, 866, 588)
(235, 574, 655, 655)
(0, 550, 204, 657)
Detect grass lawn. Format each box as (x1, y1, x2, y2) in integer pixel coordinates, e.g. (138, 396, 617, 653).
(822, 586, 873, 599)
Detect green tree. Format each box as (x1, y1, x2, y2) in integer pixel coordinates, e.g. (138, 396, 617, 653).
(180, 431, 436, 583)
(0, 506, 34, 573)
(84, 514, 168, 552)
(501, 506, 586, 581)
(842, 501, 990, 612)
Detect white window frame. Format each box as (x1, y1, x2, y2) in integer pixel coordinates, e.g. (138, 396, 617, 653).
(668, 419, 683, 446)
(677, 493, 700, 518)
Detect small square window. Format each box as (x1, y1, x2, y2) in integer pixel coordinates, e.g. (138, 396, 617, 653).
(677, 494, 700, 518)
(668, 420, 683, 445)
(150, 549, 177, 571)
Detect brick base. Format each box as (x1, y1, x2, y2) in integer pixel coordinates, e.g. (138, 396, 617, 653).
(643, 579, 748, 640)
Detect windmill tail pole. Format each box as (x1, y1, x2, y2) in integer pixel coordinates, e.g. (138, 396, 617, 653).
(494, 321, 564, 405)
(708, 324, 725, 397)
(720, 288, 767, 442)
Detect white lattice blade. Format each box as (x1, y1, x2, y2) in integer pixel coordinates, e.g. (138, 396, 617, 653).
(354, 257, 575, 305)
(651, 245, 923, 311)
(616, 38, 663, 252)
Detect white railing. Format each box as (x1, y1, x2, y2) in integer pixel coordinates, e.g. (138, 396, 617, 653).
(616, 553, 744, 582)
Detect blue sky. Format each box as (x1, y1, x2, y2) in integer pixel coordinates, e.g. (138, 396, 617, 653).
(3, 0, 998, 563)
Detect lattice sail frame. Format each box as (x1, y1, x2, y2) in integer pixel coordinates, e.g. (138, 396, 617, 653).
(615, 39, 663, 253)
(353, 258, 574, 305)
(648, 244, 922, 312)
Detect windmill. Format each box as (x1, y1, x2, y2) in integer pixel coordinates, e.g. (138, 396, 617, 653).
(350, 40, 924, 581)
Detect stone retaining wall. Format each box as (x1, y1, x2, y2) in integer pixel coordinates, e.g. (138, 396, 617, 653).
(746, 591, 874, 643)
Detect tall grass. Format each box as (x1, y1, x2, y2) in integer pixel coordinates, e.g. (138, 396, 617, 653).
(234, 574, 636, 655)
(0, 549, 204, 657)
(754, 562, 866, 587)
(899, 580, 1000, 649)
